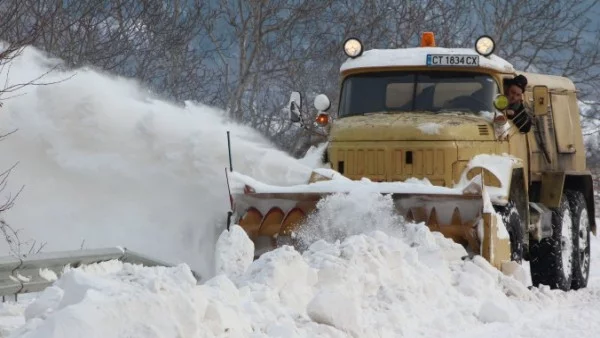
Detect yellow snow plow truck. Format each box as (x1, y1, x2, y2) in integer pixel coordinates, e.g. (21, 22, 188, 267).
(228, 33, 595, 291)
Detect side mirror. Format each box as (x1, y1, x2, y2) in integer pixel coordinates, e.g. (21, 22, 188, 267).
(314, 94, 331, 112)
(289, 91, 302, 122)
(532, 85, 549, 116)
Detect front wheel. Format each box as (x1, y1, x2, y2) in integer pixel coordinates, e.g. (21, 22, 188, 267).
(494, 200, 524, 263)
(529, 192, 576, 291)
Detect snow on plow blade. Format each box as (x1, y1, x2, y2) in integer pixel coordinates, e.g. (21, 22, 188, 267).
(229, 170, 512, 271)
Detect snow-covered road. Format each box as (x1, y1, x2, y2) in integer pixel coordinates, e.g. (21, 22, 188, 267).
(1, 211, 599, 338)
(457, 280, 600, 338)
(458, 238, 600, 338)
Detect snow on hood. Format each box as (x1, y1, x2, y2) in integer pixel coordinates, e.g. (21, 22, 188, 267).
(417, 122, 442, 135)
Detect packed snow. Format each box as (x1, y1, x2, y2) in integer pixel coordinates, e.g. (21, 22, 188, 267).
(2, 191, 600, 337)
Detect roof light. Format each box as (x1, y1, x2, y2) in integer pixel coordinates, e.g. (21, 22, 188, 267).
(421, 32, 436, 47)
(343, 38, 363, 58)
(475, 35, 495, 56)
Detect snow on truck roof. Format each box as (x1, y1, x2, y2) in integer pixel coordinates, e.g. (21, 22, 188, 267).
(340, 47, 516, 74)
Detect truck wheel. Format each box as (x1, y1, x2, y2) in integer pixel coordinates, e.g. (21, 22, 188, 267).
(529, 193, 576, 291)
(494, 200, 524, 263)
(565, 190, 591, 290)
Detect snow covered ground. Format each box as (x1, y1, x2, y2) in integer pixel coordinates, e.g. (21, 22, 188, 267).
(1, 194, 600, 337)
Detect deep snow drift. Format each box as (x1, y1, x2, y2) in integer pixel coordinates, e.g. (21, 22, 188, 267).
(2, 191, 600, 338)
(0, 46, 314, 279)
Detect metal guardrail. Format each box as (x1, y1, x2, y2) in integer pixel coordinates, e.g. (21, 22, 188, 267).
(0, 247, 202, 301)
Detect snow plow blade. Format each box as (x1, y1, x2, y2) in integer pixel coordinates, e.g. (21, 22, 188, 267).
(229, 170, 512, 272)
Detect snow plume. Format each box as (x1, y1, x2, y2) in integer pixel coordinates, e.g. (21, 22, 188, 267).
(298, 142, 329, 168)
(294, 188, 407, 247)
(8, 220, 535, 338)
(0, 45, 313, 279)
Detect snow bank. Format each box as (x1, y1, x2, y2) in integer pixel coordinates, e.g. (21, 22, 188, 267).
(214, 224, 254, 280)
(4, 194, 600, 337)
(0, 45, 314, 279)
(6, 192, 536, 338)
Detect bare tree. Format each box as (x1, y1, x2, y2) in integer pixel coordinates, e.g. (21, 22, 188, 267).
(0, 132, 46, 258)
(469, 0, 600, 114)
(0, 1, 72, 257)
(0, 0, 597, 159)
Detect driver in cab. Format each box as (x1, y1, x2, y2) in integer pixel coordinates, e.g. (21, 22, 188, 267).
(505, 74, 533, 133)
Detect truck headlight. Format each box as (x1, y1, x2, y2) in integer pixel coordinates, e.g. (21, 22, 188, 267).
(475, 35, 495, 57)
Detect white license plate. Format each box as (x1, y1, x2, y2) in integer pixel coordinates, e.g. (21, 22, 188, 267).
(426, 54, 479, 66)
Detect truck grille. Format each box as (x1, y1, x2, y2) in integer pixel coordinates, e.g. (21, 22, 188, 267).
(336, 148, 386, 181)
(333, 146, 448, 186)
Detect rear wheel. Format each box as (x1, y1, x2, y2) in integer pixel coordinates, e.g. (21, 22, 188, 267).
(565, 190, 591, 290)
(529, 192, 576, 291)
(493, 200, 524, 263)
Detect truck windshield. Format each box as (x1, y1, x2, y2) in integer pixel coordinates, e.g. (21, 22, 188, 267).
(338, 71, 498, 117)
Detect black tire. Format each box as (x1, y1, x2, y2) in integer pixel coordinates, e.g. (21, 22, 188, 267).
(529, 193, 577, 291)
(565, 190, 591, 290)
(494, 200, 524, 263)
